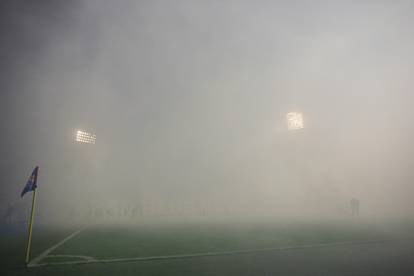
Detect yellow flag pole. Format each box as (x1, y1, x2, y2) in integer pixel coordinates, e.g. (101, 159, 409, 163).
(25, 188, 37, 266)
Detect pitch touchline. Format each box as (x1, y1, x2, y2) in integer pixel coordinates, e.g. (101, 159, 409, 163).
(29, 226, 88, 267)
(28, 238, 395, 268)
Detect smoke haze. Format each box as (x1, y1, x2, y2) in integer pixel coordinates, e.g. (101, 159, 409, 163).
(1, 0, 414, 224)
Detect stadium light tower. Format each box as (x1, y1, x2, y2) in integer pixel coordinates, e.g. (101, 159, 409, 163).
(75, 130, 96, 144)
(286, 112, 304, 131)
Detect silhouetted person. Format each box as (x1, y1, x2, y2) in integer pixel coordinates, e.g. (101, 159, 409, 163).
(350, 198, 359, 217)
(3, 203, 15, 224)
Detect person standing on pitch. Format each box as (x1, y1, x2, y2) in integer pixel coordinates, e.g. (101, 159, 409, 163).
(350, 198, 360, 217)
(3, 203, 15, 224)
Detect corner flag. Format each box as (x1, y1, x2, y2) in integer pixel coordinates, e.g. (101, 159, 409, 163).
(21, 166, 38, 197)
(21, 166, 39, 266)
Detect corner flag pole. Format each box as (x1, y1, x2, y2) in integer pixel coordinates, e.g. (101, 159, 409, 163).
(25, 188, 37, 266)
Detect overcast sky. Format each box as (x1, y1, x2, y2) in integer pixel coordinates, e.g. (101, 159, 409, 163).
(1, 0, 414, 221)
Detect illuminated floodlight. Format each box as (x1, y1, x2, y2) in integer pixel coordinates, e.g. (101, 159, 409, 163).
(76, 130, 96, 144)
(286, 112, 304, 130)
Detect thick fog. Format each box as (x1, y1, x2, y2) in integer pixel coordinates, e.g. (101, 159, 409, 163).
(1, 0, 414, 224)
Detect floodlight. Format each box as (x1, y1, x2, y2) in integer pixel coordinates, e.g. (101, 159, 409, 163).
(76, 130, 96, 144)
(286, 112, 304, 130)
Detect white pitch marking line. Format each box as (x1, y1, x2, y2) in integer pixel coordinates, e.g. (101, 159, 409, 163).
(28, 238, 395, 268)
(28, 226, 88, 267)
(46, 254, 96, 261)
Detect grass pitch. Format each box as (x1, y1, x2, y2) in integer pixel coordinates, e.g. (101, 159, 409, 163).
(2, 218, 414, 275)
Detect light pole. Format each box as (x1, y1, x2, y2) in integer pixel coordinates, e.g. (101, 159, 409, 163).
(74, 129, 97, 221)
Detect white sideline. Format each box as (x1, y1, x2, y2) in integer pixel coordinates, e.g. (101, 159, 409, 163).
(46, 254, 96, 261)
(28, 226, 88, 267)
(28, 238, 394, 268)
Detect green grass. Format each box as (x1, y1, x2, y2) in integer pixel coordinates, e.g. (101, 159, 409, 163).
(2, 218, 414, 276)
(0, 225, 77, 273)
(51, 220, 391, 260)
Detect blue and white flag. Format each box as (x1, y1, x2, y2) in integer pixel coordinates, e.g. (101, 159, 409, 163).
(21, 166, 39, 197)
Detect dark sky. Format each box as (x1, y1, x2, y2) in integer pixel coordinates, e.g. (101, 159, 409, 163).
(0, 0, 82, 201)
